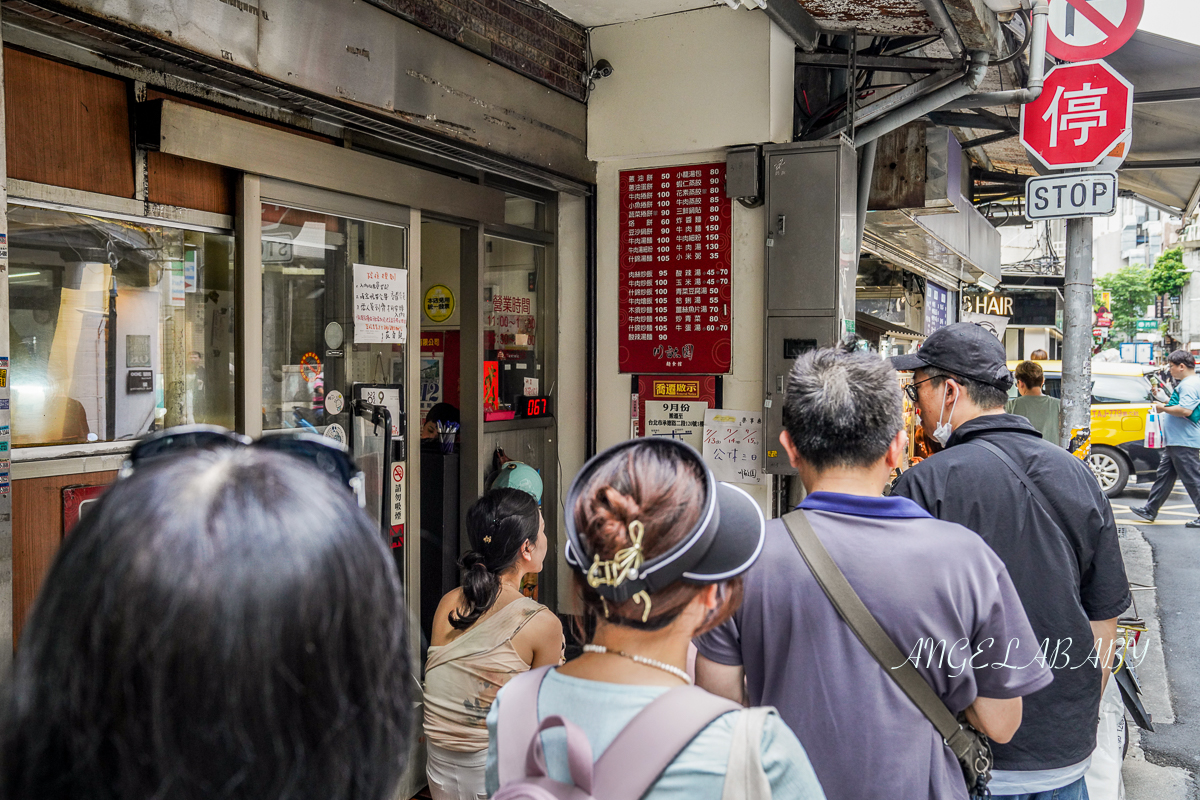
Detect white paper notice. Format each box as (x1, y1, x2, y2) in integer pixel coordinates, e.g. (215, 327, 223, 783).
(644, 401, 708, 450)
(353, 264, 407, 343)
(703, 409, 764, 485)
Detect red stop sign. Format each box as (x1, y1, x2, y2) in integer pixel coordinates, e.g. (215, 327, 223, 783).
(1020, 60, 1133, 170)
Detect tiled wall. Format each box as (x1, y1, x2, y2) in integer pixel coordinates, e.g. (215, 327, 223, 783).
(367, 0, 588, 101)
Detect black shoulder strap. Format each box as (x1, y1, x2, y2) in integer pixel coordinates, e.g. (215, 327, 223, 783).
(781, 510, 979, 761)
(966, 438, 1071, 538)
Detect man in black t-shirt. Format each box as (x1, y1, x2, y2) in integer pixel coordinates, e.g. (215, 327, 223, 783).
(890, 323, 1130, 800)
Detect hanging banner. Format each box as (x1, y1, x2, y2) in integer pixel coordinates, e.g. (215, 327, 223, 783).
(618, 163, 732, 375)
(353, 264, 408, 343)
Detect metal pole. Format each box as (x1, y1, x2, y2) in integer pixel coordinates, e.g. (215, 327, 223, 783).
(1061, 216, 1093, 450)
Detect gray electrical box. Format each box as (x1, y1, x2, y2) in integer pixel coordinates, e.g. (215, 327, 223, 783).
(763, 137, 858, 475)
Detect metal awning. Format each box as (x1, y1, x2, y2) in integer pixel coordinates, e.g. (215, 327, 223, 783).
(856, 311, 925, 338)
(1105, 31, 1200, 215)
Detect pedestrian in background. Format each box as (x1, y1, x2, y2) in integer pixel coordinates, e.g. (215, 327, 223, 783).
(1131, 349, 1200, 527)
(1006, 360, 1062, 445)
(696, 340, 1047, 800)
(1030, 349, 1050, 360)
(0, 447, 413, 800)
(424, 487, 564, 800)
(891, 323, 1130, 800)
(487, 438, 825, 799)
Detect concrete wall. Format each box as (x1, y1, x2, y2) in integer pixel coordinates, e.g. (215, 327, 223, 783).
(588, 7, 793, 161)
(556, 195, 587, 610)
(587, 7, 794, 515)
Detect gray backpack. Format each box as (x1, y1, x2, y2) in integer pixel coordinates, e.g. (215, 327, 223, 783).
(494, 665, 744, 800)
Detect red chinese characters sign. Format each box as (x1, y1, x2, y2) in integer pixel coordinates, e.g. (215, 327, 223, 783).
(1020, 60, 1133, 170)
(618, 163, 732, 374)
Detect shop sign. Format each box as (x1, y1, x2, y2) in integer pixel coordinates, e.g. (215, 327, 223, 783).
(1096, 309, 1113, 328)
(423, 284, 455, 323)
(1135, 319, 1158, 332)
(618, 163, 732, 374)
(702, 409, 763, 485)
(963, 293, 1014, 317)
(925, 281, 953, 334)
(353, 264, 407, 343)
(420, 332, 445, 352)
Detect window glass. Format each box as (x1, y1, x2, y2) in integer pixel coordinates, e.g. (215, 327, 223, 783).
(1092, 375, 1152, 404)
(261, 204, 407, 433)
(9, 205, 235, 447)
(484, 236, 545, 418)
(504, 194, 546, 230)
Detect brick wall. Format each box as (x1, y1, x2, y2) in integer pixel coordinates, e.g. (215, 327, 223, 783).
(366, 0, 588, 102)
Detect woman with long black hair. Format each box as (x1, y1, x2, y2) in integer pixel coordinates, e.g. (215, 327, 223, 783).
(423, 487, 564, 800)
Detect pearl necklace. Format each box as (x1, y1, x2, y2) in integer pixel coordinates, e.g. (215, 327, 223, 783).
(581, 644, 692, 685)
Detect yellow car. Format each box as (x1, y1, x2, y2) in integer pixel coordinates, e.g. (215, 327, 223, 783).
(1007, 360, 1158, 497)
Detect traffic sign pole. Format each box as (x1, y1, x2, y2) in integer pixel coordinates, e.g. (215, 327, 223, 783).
(1062, 216, 1093, 453)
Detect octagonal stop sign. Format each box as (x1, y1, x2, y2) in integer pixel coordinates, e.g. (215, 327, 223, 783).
(1020, 60, 1133, 170)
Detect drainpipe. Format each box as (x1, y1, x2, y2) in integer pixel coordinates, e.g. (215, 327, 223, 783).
(918, 0, 966, 61)
(942, 0, 1050, 109)
(856, 138, 878, 266)
(854, 51, 990, 146)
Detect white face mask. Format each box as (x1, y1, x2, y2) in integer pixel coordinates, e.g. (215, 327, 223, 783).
(931, 383, 959, 446)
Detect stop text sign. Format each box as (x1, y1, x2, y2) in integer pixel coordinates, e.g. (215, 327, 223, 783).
(1020, 60, 1132, 170)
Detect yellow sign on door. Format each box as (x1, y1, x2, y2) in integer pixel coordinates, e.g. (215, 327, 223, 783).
(423, 285, 455, 323)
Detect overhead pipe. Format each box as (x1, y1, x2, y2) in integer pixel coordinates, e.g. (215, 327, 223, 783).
(854, 51, 990, 145)
(942, 0, 1050, 109)
(918, 0, 966, 61)
(762, 0, 821, 52)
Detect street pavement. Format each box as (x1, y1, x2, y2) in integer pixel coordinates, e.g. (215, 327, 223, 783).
(1111, 484, 1200, 798)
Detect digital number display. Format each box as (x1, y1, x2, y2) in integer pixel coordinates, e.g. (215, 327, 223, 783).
(519, 396, 551, 418)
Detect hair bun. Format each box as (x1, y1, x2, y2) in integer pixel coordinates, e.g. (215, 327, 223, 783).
(460, 551, 488, 571)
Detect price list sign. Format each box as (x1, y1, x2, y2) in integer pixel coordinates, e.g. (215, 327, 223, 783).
(618, 162, 732, 374)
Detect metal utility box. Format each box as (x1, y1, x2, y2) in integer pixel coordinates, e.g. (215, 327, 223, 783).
(763, 138, 858, 474)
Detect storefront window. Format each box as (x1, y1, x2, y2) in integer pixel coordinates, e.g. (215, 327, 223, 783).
(9, 205, 235, 447)
(261, 203, 407, 434)
(483, 236, 546, 418)
(504, 194, 546, 230)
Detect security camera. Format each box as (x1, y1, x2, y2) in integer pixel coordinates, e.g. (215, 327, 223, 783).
(587, 59, 614, 87)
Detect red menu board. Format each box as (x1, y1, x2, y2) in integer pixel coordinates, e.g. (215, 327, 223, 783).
(618, 162, 732, 374)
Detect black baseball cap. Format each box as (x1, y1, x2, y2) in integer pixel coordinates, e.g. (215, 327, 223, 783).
(564, 438, 765, 603)
(889, 322, 1014, 390)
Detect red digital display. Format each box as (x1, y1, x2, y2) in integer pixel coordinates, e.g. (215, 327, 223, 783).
(518, 396, 551, 418)
(617, 162, 732, 375)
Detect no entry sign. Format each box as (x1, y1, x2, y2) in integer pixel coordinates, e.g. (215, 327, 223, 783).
(1046, 0, 1144, 62)
(1025, 172, 1117, 219)
(1020, 60, 1133, 170)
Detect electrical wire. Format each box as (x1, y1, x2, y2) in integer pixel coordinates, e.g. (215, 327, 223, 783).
(992, 10, 1034, 66)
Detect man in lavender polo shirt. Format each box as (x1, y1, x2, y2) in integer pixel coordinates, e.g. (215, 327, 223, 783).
(695, 341, 1051, 800)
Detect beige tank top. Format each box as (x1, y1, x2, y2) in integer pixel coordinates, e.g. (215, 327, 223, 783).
(423, 596, 549, 752)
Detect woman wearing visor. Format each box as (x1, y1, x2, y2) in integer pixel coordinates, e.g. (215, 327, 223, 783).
(485, 438, 825, 799)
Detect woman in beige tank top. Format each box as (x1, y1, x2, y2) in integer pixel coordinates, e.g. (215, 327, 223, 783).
(424, 487, 564, 800)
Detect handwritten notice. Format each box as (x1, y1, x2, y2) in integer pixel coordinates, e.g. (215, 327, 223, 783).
(353, 264, 407, 343)
(703, 409, 764, 485)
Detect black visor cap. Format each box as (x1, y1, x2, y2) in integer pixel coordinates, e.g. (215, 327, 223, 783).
(564, 438, 765, 603)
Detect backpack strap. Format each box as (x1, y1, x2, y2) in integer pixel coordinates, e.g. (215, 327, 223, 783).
(497, 665, 555, 786)
(592, 686, 741, 797)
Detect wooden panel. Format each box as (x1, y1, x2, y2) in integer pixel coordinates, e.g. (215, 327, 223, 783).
(868, 123, 928, 211)
(5, 48, 135, 198)
(12, 470, 117, 647)
(147, 151, 236, 216)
